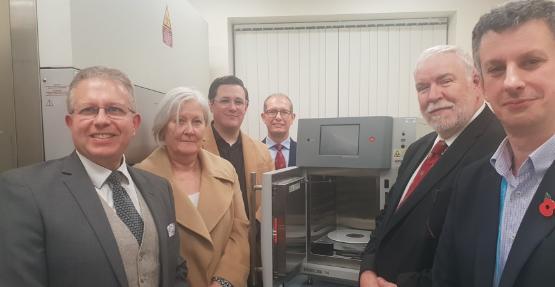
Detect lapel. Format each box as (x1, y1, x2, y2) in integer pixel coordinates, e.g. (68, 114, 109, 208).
(139, 148, 235, 246)
(139, 147, 212, 243)
(289, 138, 297, 166)
(127, 165, 169, 286)
(61, 152, 128, 287)
(242, 131, 259, 192)
(197, 150, 235, 236)
(201, 124, 220, 156)
(381, 135, 434, 229)
(243, 132, 270, 220)
(473, 165, 502, 287)
(390, 108, 494, 229)
(499, 162, 555, 287)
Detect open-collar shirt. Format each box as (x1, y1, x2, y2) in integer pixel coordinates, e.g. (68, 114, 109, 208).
(490, 134, 555, 286)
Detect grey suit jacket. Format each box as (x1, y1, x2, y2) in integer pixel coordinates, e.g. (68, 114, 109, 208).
(0, 152, 186, 287)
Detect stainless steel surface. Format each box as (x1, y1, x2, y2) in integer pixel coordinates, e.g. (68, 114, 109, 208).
(297, 117, 393, 169)
(262, 167, 305, 287)
(307, 175, 336, 240)
(306, 173, 379, 280)
(262, 119, 417, 286)
(39, 67, 166, 164)
(272, 176, 306, 276)
(335, 176, 380, 230)
(301, 262, 359, 285)
(379, 117, 418, 207)
(0, 0, 17, 172)
(40, 68, 77, 161)
(10, 0, 43, 166)
(125, 85, 165, 164)
(282, 274, 356, 287)
(249, 171, 261, 287)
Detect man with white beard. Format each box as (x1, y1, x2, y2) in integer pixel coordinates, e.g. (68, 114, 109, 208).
(359, 45, 505, 287)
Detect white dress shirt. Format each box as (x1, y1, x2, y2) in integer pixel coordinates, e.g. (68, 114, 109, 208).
(76, 151, 142, 214)
(264, 136, 291, 167)
(398, 103, 486, 204)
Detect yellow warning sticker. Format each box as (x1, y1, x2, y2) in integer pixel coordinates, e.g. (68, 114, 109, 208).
(392, 149, 405, 163)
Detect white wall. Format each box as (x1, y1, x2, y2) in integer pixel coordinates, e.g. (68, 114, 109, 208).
(187, 0, 506, 80)
(37, 0, 209, 94)
(37, 0, 73, 67)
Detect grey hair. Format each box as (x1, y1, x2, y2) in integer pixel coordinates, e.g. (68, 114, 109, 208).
(152, 87, 209, 144)
(263, 93, 294, 112)
(472, 0, 555, 75)
(415, 45, 476, 79)
(67, 66, 135, 112)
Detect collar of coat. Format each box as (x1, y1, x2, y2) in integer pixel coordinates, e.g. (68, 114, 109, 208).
(136, 147, 237, 243)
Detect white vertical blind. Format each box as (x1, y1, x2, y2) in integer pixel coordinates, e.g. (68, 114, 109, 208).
(233, 18, 448, 140)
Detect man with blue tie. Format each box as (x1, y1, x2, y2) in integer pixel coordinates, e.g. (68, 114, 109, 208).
(434, 1, 555, 286)
(261, 93, 297, 169)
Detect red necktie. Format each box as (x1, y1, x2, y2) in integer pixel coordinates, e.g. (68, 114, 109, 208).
(274, 144, 286, 169)
(398, 140, 447, 207)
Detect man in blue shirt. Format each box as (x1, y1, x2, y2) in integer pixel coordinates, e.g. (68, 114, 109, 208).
(434, 1, 555, 286)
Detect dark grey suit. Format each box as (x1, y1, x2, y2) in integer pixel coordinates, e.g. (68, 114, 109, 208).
(0, 152, 186, 287)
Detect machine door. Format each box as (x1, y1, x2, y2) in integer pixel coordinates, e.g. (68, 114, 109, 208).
(261, 167, 307, 287)
(0, 0, 16, 172)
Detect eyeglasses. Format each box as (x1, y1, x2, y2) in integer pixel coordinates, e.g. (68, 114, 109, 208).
(213, 97, 247, 107)
(264, 109, 292, 118)
(71, 105, 136, 119)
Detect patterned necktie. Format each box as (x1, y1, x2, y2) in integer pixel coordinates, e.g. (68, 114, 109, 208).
(398, 140, 448, 208)
(106, 171, 144, 245)
(274, 143, 286, 169)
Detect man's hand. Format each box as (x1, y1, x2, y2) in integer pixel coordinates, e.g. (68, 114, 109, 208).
(377, 277, 398, 287)
(360, 271, 398, 287)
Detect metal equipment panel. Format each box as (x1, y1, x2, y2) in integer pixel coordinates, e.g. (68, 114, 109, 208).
(40, 67, 164, 163)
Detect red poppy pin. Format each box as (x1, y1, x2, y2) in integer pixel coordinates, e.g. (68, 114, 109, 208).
(539, 192, 555, 218)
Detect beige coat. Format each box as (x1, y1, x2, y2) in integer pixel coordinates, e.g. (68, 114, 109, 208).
(136, 147, 250, 287)
(201, 126, 274, 220)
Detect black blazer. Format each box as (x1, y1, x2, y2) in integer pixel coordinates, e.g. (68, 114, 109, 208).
(433, 157, 555, 287)
(0, 152, 186, 287)
(262, 137, 297, 167)
(360, 107, 505, 287)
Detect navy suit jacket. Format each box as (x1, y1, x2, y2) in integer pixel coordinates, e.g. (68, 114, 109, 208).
(360, 107, 505, 287)
(262, 137, 297, 167)
(433, 156, 555, 287)
(0, 152, 187, 287)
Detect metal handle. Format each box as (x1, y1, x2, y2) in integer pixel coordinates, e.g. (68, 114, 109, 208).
(248, 172, 263, 287)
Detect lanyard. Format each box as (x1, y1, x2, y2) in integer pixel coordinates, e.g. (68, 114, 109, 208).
(494, 178, 508, 287)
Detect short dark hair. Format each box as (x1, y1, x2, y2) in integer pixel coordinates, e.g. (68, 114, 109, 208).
(207, 75, 249, 102)
(472, 0, 555, 74)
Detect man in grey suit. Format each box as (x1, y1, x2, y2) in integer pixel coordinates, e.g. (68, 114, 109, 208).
(0, 66, 187, 287)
